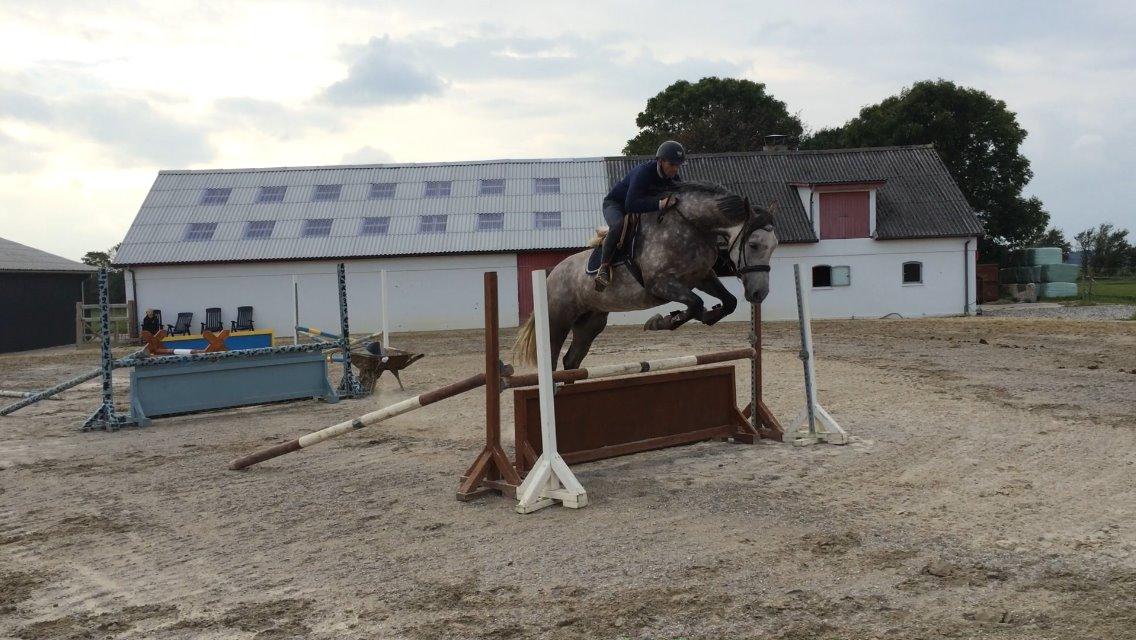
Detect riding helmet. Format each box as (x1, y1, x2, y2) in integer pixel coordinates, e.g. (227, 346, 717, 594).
(655, 140, 686, 164)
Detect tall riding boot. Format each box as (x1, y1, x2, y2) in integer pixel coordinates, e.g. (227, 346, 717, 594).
(594, 225, 620, 291)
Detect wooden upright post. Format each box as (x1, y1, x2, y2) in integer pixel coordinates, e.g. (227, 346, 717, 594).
(740, 303, 784, 441)
(456, 272, 522, 500)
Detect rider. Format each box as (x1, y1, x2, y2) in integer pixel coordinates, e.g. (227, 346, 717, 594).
(594, 140, 685, 291)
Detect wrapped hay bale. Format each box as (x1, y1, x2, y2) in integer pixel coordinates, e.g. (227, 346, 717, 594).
(1039, 263, 1079, 283)
(1037, 282, 1078, 298)
(1023, 247, 1064, 266)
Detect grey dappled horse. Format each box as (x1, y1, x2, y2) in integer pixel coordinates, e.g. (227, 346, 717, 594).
(514, 181, 778, 369)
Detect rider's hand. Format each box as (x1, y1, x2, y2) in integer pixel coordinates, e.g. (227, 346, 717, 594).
(659, 195, 675, 211)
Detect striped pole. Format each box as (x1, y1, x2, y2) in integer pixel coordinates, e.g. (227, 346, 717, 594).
(122, 342, 327, 368)
(503, 347, 755, 389)
(0, 346, 149, 416)
(228, 373, 488, 470)
(296, 326, 340, 342)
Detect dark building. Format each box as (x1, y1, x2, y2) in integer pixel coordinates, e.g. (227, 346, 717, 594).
(0, 236, 96, 353)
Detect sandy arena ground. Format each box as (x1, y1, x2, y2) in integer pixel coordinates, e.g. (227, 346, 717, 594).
(2, 314, 1135, 639)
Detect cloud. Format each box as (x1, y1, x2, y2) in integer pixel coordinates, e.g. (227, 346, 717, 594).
(322, 35, 447, 106)
(341, 145, 394, 164)
(0, 131, 44, 174)
(1, 72, 214, 166)
(211, 97, 341, 139)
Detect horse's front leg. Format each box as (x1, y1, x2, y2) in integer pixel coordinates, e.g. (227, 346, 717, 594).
(643, 278, 704, 331)
(694, 273, 737, 326)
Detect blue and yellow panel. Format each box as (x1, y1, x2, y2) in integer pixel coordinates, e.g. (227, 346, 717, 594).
(160, 329, 275, 350)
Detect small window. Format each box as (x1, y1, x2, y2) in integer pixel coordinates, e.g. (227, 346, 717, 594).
(477, 212, 504, 231)
(200, 188, 231, 205)
(312, 184, 342, 202)
(903, 261, 923, 284)
(184, 222, 217, 241)
(419, 214, 447, 233)
(360, 216, 391, 236)
(369, 183, 395, 200)
(534, 177, 560, 194)
(534, 211, 561, 229)
(243, 220, 275, 239)
(302, 218, 333, 237)
(812, 265, 832, 288)
(479, 179, 505, 195)
(256, 186, 286, 203)
(424, 181, 451, 198)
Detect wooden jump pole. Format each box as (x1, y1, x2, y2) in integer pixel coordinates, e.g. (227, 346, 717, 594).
(456, 272, 524, 500)
(228, 372, 489, 470)
(502, 348, 756, 389)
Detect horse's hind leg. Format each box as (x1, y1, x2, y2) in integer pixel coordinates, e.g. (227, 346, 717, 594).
(562, 311, 609, 370)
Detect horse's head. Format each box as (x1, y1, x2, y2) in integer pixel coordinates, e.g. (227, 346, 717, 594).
(732, 198, 778, 304)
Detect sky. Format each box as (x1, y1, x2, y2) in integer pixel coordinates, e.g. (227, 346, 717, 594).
(1, 0, 1133, 261)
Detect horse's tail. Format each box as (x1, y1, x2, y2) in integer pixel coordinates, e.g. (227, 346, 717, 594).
(586, 227, 607, 248)
(512, 313, 538, 367)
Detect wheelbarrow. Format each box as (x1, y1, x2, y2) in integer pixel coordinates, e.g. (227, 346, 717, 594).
(349, 347, 425, 392)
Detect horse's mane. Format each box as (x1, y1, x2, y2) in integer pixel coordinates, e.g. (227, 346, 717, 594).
(659, 180, 733, 197)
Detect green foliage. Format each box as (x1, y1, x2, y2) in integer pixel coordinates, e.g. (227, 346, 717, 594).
(81, 243, 126, 303)
(623, 77, 803, 155)
(1078, 278, 1136, 304)
(1075, 224, 1132, 277)
(800, 79, 1046, 247)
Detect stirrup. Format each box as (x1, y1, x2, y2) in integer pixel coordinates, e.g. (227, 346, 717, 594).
(594, 264, 612, 292)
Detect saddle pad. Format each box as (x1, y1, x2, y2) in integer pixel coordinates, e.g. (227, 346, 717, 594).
(585, 232, 639, 275)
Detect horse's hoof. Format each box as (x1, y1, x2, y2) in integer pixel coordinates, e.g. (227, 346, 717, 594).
(644, 314, 670, 331)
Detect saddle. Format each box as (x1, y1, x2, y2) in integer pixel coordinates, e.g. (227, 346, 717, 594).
(585, 214, 644, 286)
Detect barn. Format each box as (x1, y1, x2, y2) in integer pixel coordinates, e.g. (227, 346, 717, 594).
(112, 145, 983, 340)
(0, 236, 96, 353)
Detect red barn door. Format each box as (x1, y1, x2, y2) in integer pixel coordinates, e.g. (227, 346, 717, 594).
(819, 192, 870, 239)
(517, 250, 578, 320)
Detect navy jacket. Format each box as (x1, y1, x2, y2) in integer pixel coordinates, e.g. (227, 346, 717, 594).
(606, 160, 681, 214)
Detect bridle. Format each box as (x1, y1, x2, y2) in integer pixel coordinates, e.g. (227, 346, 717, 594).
(729, 214, 773, 275)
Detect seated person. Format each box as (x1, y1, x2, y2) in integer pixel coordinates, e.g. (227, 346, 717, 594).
(141, 309, 162, 335)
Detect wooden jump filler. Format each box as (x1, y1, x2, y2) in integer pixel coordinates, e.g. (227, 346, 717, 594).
(788, 263, 849, 446)
(514, 269, 588, 514)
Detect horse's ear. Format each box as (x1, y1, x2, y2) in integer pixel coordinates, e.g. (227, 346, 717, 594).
(765, 199, 778, 217)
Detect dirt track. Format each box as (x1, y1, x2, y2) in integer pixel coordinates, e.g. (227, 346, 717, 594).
(2, 316, 1135, 639)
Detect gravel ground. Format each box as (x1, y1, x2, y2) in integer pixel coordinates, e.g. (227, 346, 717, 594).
(1, 316, 1134, 639)
(979, 302, 1136, 320)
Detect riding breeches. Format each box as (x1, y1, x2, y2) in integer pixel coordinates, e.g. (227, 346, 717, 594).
(600, 197, 625, 262)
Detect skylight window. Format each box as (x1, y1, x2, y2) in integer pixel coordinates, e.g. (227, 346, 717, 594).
(184, 222, 217, 241)
(533, 178, 560, 194)
(302, 218, 333, 237)
(243, 220, 275, 239)
(479, 179, 505, 195)
(368, 183, 396, 200)
(360, 216, 391, 236)
(418, 214, 447, 233)
(424, 181, 452, 198)
(534, 211, 561, 229)
(200, 188, 231, 205)
(256, 186, 286, 203)
(477, 212, 504, 231)
(312, 184, 342, 202)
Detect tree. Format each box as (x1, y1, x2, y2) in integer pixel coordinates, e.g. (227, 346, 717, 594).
(1075, 224, 1131, 278)
(623, 77, 803, 155)
(800, 79, 1046, 248)
(81, 243, 125, 303)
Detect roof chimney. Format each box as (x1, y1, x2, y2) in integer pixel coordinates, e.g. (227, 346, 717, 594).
(763, 134, 790, 152)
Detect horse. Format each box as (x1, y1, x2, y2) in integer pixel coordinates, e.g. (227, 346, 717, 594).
(514, 181, 778, 369)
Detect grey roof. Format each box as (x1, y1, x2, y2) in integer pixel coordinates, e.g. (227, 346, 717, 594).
(114, 145, 981, 266)
(114, 158, 608, 266)
(0, 236, 96, 274)
(606, 145, 983, 243)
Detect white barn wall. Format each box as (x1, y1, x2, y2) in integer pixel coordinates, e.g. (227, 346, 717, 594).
(128, 254, 519, 339)
(605, 237, 976, 326)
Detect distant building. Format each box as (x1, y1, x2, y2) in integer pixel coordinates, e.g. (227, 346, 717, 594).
(113, 145, 983, 338)
(0, 237, 95, 353)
